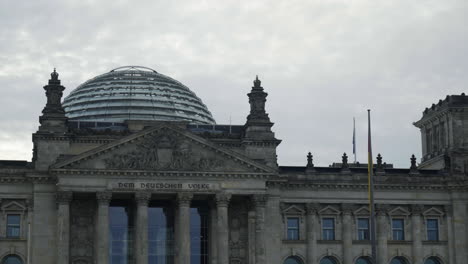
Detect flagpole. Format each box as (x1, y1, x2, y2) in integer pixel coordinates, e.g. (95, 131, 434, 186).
(368, 110, 377, 264)
(353, 117, 357, 163)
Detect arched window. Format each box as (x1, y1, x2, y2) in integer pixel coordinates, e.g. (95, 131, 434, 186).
(284, 256, 303, 264)
(320, 256, 338, 264)
(424, 257, 441, 264)
(1, 255, 23, 264)
(355, 257, 372, 264)
(390, 257, 408, 264)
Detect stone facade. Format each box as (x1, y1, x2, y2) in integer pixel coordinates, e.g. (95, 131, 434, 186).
(0, 69, 467, 264)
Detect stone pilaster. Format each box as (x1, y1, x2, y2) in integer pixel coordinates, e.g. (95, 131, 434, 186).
(376, 205, 388, 264)
(96, 192, 112, 264)
(175, 192, 193, 264)
(411, 205, 424, 264)
(341, 204, 353, 264)
(135, 192, 151, 264)
(56, 191, 72, 264)
(216, 193, 232, 264)
(247, 203, 256, 264)
(452, 201, 467, 264)
(445, 205, 455, 264)
(306, 203, 319, 264)
(252, 194, 268, 264)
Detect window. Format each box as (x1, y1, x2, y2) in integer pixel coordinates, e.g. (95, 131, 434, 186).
(6, 214, 21, 238)
(322, 218, 335, 240)
(284, 256, 303, 264)
(1, 255, 23, 264)
(357, 218, 369, 240)
(287, 217, 300, 240)
(426, 219, 439, 241)
(355, 257, 372, 264)
(390, 257, 408, 264)
(424, 257, 441, 264)
(392, 219, 404, 240)
(320, 256, 338, 264)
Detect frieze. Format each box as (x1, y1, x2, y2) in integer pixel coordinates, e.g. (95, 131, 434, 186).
(109, 181, 219, 191)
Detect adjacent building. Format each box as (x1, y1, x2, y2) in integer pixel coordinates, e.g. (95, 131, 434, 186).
(0, 66, 467, 264)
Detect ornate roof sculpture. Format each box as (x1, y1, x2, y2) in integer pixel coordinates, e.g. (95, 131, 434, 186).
(62, 66, 215, 124)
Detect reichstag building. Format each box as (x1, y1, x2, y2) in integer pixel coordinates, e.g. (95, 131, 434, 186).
(0, 66, 466, 264)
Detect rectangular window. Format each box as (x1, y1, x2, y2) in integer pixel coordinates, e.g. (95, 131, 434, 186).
(392, 219, 405, 240)
(6, 214, 21, 238)
(357, 218, 370, 240)
(427, 219, 439, 241)
(287, 217, 300, 240)
(322, 218, 335, 240)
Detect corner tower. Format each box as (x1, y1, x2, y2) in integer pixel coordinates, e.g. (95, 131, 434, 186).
(414, 93, 468, 173)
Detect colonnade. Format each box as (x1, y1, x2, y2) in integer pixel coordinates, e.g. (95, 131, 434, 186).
(55, 191, 267, 264)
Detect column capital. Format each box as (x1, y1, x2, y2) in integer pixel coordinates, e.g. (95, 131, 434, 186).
(411, 204, 424, 215)
(96, 191, 112, 205)
(252, 194, 268, 207)
(135, 192, 151, 206)
(215, 193, 232, 207)
(56, 191, 73, 205)
(376, 204, 389, 216)
(444, 204, 453, 216)
(341, 203, 354, 215)
(306, 203, 320, 215)
(177, 192, 193, 207)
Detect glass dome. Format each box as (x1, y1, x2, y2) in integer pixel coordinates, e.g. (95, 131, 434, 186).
(63, 66, 215, 124)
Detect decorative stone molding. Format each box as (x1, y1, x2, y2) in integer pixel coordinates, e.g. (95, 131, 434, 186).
(177, 192, 193, 207)
(306, 203, 320, 215)
(135, 192, 151, 205)
(215, 193, 232, 207)
(252, 194, 268, 208)
(56, 191, 73, 205)
(341, 204, 354, 215)
(410, 204, 425, 215)
(96, 192, 112, 205)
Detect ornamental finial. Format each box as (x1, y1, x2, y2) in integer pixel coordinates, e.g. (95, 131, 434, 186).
(307, 152, 314, 167)
(410, 154, 417, 170)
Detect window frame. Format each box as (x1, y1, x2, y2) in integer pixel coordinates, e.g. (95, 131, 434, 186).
(6, 214, 21, 238)
(322, 217, 336, 240)
(357, 218, 370, 240)
(280, 204, 306, 241)
(391, 218, 405, 241)
(286, 217, 300, 240)
(426, 218, 439, 241)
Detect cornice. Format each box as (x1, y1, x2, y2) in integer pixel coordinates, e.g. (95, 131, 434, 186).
(51, 168, 275, 179)
(267, 181, 451, 191)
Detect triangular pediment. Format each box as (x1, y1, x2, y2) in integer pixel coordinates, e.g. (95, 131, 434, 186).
(423, 207, 444, 217)
(354, 206, 370, 216)
(1, 201, 26, 212)
(52, 124, 275, 174)
(281, 205, 306, 215)
(319, 205, 340, 215)
(388, 206, 410, 216)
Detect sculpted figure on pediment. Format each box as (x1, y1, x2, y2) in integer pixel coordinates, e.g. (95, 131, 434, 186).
(104, 131, 225, 171)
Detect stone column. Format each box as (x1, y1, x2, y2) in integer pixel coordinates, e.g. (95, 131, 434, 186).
(96, 192, 112, 264)
(252, 194, 268, 264)
(135, 192, 151, 264)
(376, 205, 388, 264)
(445, 205, 455, 264)
(216, 193, 232, 264)
(342, 204, 353, 264)
(411, 205, 423, 264)
(306, 203, 319, 264)
(247, 206, 256, 264)
(209, 201, 218, 264)
(175, 192, 193, 264)
(56, 191, 72, 264)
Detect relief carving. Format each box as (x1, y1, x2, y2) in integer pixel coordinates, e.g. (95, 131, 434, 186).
(70, 200, 95, 263)
(104, 131, 225, 170)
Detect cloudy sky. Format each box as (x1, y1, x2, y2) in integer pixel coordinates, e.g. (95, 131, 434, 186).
(0, 0, 466, 168)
